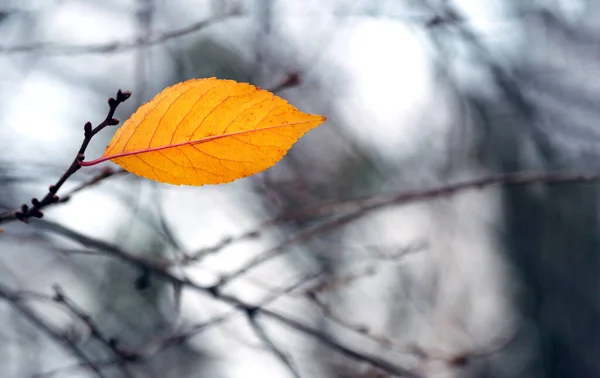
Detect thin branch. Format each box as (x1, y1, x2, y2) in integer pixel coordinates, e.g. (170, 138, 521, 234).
(51, 285, 137, 377)
(196, 171, 600, 288)
(57, 168, 128, 204)
(0, 13, 241, 55)
(275, 171, 600, 223)
(214, 210, 368, 289)
(33, 360, 117, 378)
(0, 283, 106, 378)
(246, 310, 302, 378)
(32, 219, 421, 378)
(176, 170, 600, 270)
(307, 292, 404, 354)
(0, 90, 131, 226)
(34, 269, 324, 377)
(181, 227, 263, 264)
(262, 309, 420, 378)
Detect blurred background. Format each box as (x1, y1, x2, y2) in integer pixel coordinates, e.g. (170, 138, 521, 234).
(1, 0, 600, 377)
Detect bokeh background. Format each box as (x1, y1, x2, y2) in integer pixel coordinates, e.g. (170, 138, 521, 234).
(1, 0, 600, 377)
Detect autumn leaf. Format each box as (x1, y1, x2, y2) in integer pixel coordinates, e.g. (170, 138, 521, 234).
(80, 78, 326, 186)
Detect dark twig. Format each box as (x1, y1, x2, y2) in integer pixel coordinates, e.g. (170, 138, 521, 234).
(0, 283, 106, 378)
(269, 72, 302, 94)
(0, 90, 130, 226)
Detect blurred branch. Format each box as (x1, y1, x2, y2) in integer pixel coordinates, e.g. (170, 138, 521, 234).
(51, 285, 137, 377)
(307, 291, 403, 353)
(246, 310, 301, 378)
(181, 227, 262, 263)
(58, 167, 128, 204)
(32, 219, 421, 378)
(205, 170, 600, 288)
(0, 283, 106, 378)
(0, 12, 241, 55)
(276, 170, 600, 222)
(38, 269, 324, 377)
(135, 268, 323, 362)
(264, 309, 419, 378)
(0, 90, 131, 226)
(305, 265, 377, 295)
(213, 211, 369, 289)
(408, 330, 518, 372)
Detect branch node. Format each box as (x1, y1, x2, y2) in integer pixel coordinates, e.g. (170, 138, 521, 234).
(207, 284, 220, 297)
(30, 209, 43, 219)
(53, 291, 65, 302)
(31, 198, 41, 208)
(15, 211, 28, 223)
(116, 90, 131, 102)
(245, 305, 258, 318)
(107, 118, 120, 126)
(83, 122, 92, 136)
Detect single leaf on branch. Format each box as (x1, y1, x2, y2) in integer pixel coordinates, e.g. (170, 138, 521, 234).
(80, 78, 326, 186)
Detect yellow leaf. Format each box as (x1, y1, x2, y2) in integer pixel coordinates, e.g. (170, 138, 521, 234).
(90, 78, 326, 186)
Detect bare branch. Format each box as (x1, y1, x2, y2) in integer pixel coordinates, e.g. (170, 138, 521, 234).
(276, 171, 600, 223)
(246, 310, 301, 378)
(32, 219, 421, 377)
(0, 90, 131, 226)
(0, 283, 107, 378)
(214, 210, 368, 288)
(51, 285, 137, 377)
(262, 309, 420, 378)
(0, 13, 241, 55)
(57, 168, 128, 204)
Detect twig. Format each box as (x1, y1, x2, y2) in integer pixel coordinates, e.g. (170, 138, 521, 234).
(32, 219, 421, 378)
(181, 227, 263, 264)
(33, 359, 117, 378)
(197, 171, 600, 288)
(0, 13, 241, 55)
(35, 269, 324, 377)
(262, 309, 420, 378)
(307, 292, 402, 353)
(305, 266, 377, 295)
(51, 285, 137, 377)
(0, 283, 106, 378)
(246, 309, 302, 378)
(274, 171, 600, 223)
(0, 90, 131, 226)
(213, 211, 368, 289)
(57, 168, 128, 204)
